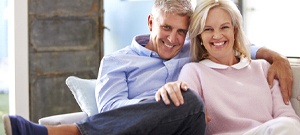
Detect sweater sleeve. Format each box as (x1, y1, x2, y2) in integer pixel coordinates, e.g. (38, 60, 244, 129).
(271, 80, 300, 121)
(259, 60, 300, 121)
(178, 63, 203, 98)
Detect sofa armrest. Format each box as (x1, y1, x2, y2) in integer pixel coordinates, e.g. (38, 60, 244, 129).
(38, 112, 88, 126)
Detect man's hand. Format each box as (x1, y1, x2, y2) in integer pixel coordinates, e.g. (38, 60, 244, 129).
(256, 47, 293, 104)
(267, 55, 293, 104)
(155, 81, 188, 106)
(206, 109, 212, 123)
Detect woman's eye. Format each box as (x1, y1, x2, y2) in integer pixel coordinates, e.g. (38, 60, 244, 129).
(204, 28, 212, 31)
(222, 26, 230, 29)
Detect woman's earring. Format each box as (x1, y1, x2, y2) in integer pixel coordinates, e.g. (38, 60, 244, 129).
(200, 42, 203, 46)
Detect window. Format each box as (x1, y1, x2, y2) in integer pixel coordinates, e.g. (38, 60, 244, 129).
(0, 0, 9, 134)
(0, 0, 8, 93)
(243, 0, 300, 58)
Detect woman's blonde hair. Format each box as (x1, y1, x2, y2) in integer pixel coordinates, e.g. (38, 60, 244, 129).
(189, 0, 251, 62)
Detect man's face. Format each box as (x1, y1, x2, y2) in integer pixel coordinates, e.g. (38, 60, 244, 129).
(146, 12, 189, 60)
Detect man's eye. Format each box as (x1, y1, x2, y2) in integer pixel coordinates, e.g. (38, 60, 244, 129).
(162, 26, 171, 30)
(178, 30, 187, 34)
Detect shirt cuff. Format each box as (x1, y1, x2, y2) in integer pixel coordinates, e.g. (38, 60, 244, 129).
(250, 44, 262, 59)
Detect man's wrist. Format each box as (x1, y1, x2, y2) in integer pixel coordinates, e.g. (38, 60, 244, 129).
(256, 47, 275, 64)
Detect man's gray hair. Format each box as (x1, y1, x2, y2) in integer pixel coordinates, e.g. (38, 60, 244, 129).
(152, 0, 193, 17)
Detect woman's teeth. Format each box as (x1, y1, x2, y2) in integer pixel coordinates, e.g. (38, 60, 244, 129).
(213, 42, 225, 46)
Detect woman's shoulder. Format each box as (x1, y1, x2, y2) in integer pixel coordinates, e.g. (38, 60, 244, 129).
(250, 59, 271, 73)
(182, 62, 208, 72)
(250, 59, 270, 67)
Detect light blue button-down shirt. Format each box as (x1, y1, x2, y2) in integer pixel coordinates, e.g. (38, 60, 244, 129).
(96, 34, 259, 113)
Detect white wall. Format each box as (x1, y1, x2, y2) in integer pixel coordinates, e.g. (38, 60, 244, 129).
(243, 0, 300, 57)
(8, 0, 29, 119)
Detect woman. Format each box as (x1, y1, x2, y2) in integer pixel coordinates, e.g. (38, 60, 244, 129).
(178, 0, 300, 134)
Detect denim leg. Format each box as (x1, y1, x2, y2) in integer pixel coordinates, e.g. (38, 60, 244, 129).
(2, 115, 48, 135)
(76, 89, 206, 135)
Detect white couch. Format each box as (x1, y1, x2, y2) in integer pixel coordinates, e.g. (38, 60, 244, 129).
(39, 65, 300, 125)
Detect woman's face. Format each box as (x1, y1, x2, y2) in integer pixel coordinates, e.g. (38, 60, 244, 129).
(200, 7, 235, 63)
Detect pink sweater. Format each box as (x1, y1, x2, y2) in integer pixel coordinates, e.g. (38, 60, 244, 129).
(178, 58, 300, 135)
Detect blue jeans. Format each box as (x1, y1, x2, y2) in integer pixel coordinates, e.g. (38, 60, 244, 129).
(76, 89, 206, 135)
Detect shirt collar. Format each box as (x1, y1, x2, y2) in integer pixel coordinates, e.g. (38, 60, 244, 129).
(131, 34, 190, 59)
(131, 34, 161, 58)
(200, 57, 250, 69)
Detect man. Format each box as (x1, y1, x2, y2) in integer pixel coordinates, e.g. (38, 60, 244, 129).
(2, 0, 292, 135)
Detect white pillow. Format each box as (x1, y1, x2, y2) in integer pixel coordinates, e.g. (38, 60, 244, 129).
(65, 76, 98, 116)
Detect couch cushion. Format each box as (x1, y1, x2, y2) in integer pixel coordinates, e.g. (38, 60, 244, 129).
(66, 76, 98, 116)
(290, 65, 300, 117)
(38, 112, 88, 125)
